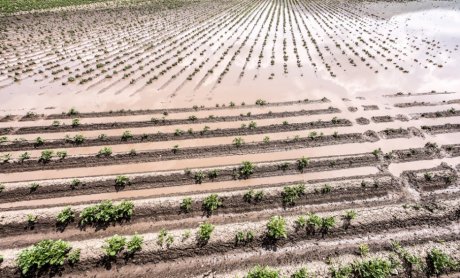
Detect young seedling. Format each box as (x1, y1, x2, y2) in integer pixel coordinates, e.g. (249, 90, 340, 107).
(233, 137, 245, 147)
(18, 152, 30, 163)
(207, 169, 219, 180)
(71, 118, 80, 127)
(121, 130, 133, 141)
(56, 150, 67, 160)
(29, 182, 39, 192)
(426, 248, 458, 276)
(359, 244, 369, 256)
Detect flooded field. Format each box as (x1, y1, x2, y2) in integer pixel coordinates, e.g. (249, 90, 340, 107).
(0, 0, 460, 277)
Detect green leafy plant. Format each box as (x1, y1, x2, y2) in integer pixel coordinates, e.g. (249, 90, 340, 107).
(291, 267, 309, 278)
(207, 169, 219, 180)
(320, 216, 336, 235)
(56, 207, 75, 226)
(426, 248, 458, 276)
(98, 147, 112, 157)
(350, 257, 398, 278)
(246, 265, 279, 278)
(71, 118, 80, 127)
(180, 197, 193, 213)
(233, 137, 245, 147)
(266, 216, 287, 240)
(35, 137, 45, 146)
(56, 150, 67, 160)
(344, 210, 357, 221)
(197, 222, 214, 243)
(67, 248, 80, 265)
(235, 230, 255, 245)
(103, 235, 126, 257)
(79, 200, 134, 226)
(359, 244, 369, 257)
(194, 171, 205, 184)
(121, 130, 133, 141)
(297, 156, 309, 171)
(115, 175, 130, 188)
(282, 184, 305, 206)
(16, 239, 72, 275)
(19, 152, 30, 162)
(30, 182, 39, 192)
(239, 161, 255, 178)
(202, 194, 222, 214)
(39, 150, 54, 163)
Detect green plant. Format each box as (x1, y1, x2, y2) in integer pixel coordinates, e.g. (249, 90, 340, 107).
(27, 214, 38, 224)
(39, 150, 54, 163)
(19, 152, 30, 162)
(1, 153, 11, 163)
(208, 169, 219, 180)
(98, 147, 112, 157)
(115, 175, 130, 188)
(129, 149, 137, 156)
(79, 200, 134, 226)
(391, 242, 422, 273)
(239, 161, 255, 178)
(70, 179, 82, 189)
(172, 144, 179, 154)
(67, 108, 78, 116)
(175, 129, 184, 136)
(297, 156, 309, 171)
(71, 118, 80, 127)
(244, 189, 255, 203)
(359, 244, 369, 257)
(67, 248, 80, 265)
(197, 222, 214, 243)
(344, 210, 357, 221)
(157, 229, 169, 246)
(330, 265, 352, 278)
(103, 235, 126, 257)
(30, 182, 39, 192)
(180, 197, 193, 213)
(0, 136, 7, 143)
(188, 115, 197, 121)
(424, 172, 433, 181)
(56, 207, 75, 225)
(194, 171, 205, 184)
(295, 216, 307, 229)
(56, 150, 67, 160)
(0, 183, 4, 193)
(235, 230, 255, 245)
(255, 99, 267, 106)
(254, 190, 264, 202)
(263, 136, 270, 143)
(182, 230, 191, 241)
(266, 216, 287, 240)
(121, 130, 133, 141)
(426, 248, 458, 276)
(202, 194, 222, 214)
(16, 239, 72, 275)
(282, 184, 305, 206)
(73, 134, 85, 144)
(246, 265, 279, 278)
(351, 257, 397, 278)
(321, 184, 332, 194)
(35, 137, 45, 146)
(233, 137, 245, 147)
(248, 121, 257, 129)
(291, 267, 309, 278)
(321, 216, 336, 234)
